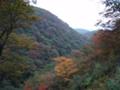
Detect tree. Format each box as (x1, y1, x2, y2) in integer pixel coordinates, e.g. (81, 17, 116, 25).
(54, 57, 78, 79)
(94, 0, 120, 57)
(0, 0, 36, 56)
(0, 33, 37, 87)
(98, 0, 120, 29)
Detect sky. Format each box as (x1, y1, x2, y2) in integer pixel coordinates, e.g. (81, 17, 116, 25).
(31, 0, 104, 30)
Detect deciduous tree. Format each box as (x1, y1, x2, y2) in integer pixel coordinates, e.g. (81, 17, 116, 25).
(54, 57, 78, 79)
(0, 0, 36, 56)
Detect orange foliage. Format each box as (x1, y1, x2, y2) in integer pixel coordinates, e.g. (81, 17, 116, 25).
(54, 57, 78, 79)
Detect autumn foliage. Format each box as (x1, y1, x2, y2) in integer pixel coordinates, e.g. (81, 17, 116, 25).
(93, 29, 120, 57)
(54, 57, 78, 79)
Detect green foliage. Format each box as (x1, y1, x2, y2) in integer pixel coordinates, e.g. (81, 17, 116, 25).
(0, 33, 36, 88)
(0, 54, 34, 87)
(1, 1, 120, 90)
(0, 0, 36, 56)
(20, 7, 87, 56)
(68, 76, 81, 90)
(106, 67, 120, 90)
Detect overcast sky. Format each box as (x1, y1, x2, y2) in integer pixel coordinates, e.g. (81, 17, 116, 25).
(31, 0, 104, 30)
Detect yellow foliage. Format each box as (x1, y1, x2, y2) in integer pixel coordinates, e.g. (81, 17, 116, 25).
(54, 57, 78, 79)
(8, 33, 36, 49)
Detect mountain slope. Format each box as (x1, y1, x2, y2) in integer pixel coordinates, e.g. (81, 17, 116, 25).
(20, 7, 88, 54)
(18, 7, 88, 67)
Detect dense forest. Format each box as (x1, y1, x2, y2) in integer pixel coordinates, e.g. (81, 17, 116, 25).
(0, 0, 120, 90)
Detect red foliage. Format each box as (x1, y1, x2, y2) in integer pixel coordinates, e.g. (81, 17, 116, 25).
(92, 30, 113, 54)
(92, 29, 120, 63)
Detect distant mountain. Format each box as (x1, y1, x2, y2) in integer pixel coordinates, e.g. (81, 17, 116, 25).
(75, 28, 96, 39)
(75, 28, 91, 35)
(17, 7, 88, 68)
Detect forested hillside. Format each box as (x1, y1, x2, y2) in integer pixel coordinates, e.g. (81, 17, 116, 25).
(1, 0, 120, 90)
(0, 1, 88, 90)
(16, 7, 88, 67)
(19, 7, 88, 55)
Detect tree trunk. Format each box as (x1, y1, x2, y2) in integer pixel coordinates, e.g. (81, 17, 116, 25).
(0, 32, 10, 56)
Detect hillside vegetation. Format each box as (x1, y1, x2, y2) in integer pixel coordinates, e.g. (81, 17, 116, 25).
(16, 7, 88, 67)
(0, 1, 88, 89)
(1, 0, 120, 90)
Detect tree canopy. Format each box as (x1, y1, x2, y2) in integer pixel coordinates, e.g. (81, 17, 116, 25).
(0, 0, 36, 56)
